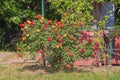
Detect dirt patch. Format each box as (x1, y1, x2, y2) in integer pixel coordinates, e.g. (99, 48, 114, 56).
(0, 52, 120, 75)
(0, 52, 14, 61)
(0, 52, 38, 66)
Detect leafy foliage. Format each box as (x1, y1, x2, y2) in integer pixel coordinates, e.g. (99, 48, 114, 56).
(0, 0, 120, 50)
(0, 0, 41, 49)
(16, 0, 120, 71)
(16, 14, 104, 70)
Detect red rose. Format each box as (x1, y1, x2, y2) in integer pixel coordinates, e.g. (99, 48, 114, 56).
(80, 48, 85, 53)
(30, 21, 34, 26)
(59, 39, 62, 43)
(48, 37, 52, 41)
(69, 52, 73, 57)
(88, 38, 92, 43)
(47, 20, 52, 24)
(19, 24, 23, 28)
(18, 53, 22, 57)
(57, 22, 63, 28)
(57, 35, 62, 39)
(44, 25, 48, 29)
(24, 22, 27, 25)
(66, 64, 71, 69)
(39, 49, 43, 54)
(65, 48, 69, 51)
(36, 14, 40, 18)
(70, 35, 75, 40)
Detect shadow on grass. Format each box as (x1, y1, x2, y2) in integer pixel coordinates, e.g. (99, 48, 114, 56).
(22, 64, 55, 73)
(22, 64, 92, 74)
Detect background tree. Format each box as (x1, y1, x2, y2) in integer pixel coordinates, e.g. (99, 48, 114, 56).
(0, 0, 41, 50)
(0, 0, 120, 51)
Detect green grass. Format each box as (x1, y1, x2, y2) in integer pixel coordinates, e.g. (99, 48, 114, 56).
(0, 71, 120, 80)
(0, 66, 120, 80)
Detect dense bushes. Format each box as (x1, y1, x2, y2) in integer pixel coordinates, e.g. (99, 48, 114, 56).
(17, 14, 105, 70)
(0, 0, 44, 50)
(0, 0, 120, 50)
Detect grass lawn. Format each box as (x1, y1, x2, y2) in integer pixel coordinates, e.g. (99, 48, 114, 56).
(0, 53, 120, 80)
(0, 65, 120, 80)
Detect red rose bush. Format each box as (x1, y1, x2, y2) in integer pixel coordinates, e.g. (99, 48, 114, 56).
(16, 14, 104, 70)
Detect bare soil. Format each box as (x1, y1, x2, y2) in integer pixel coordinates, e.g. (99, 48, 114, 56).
(0, 52, 14, 61)
(0, 52, 120, 74)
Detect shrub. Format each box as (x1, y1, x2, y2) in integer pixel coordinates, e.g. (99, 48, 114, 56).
(16, 14, 105, 71)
